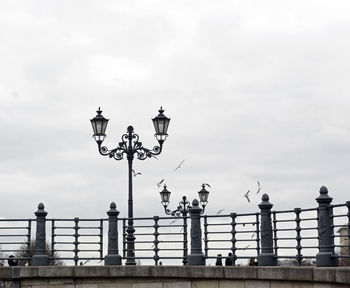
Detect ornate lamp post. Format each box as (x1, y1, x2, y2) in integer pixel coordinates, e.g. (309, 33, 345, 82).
(90, 107, 170, 265)
(159, 184, 209, 265)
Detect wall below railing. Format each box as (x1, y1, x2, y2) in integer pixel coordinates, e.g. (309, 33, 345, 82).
(0, 266, 349, 288)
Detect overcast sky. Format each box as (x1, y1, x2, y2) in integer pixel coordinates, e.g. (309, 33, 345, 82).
(0, 1, 349, 220)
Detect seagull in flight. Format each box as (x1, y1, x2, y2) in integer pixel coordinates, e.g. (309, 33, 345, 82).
(216, 209, 224, 215)
(169, 219, 178, 226)
(242, 244, 250, 250)
(157, 179, 165, 188)
(244, 190, 251, 203)
(256, 180, 261, 194)
(203, 183, 211, 188)
(132, 169, 142, 177)
(174, 160, 185, 171)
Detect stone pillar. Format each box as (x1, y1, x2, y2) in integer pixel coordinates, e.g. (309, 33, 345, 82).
(258, 194, 277, 266)
(316, 186, 338, 267)
(187, 199, 205, 266)
(105, 202, 122, 265)
(32, 203, 49, 266)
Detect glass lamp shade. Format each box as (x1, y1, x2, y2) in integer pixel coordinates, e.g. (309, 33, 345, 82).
(198, 185, 209, 206)
(152, 107, 170, 142)
(90, 107, 109, 142)
(160, 185, 171, 205)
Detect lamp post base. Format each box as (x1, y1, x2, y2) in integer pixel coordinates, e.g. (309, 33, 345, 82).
(105, 254, 122, 266)
(257, 253, 277, 266)
(187, 253, 205, 266)
(32, 255, 49, 266)
(316, 252, 338, 267)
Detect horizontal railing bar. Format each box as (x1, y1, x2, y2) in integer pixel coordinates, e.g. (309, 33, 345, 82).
(0, 235, 28, 237)
(273, 228, 296, 232)
(0, 227, 29, 229)
(300, 218, 318, 221)
(47, 218, 107, 221)
(0, 242, 28, 244)
(0, 219, 34, 222)
(274, 219, 295, 223)
(331, 204, 347, 208)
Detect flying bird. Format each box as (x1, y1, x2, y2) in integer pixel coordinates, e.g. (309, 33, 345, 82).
(157, 179, 165, 188)
(203, 183, 211, 188)
(244, 190, 251, 203)
(256, 180, 261, 194)
(169, 219, 178, 226)
(242, 244, 250, 250)
(216, 209, 224, 215)
(250, 232, 256, 239)
(174, 160, 185, 171)
(150, 155, 159, 160)
(132, 169, 142, 177)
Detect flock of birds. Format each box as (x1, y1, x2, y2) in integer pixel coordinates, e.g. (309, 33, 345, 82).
(132, 159, 186, 191)
(243, 180, 261, 203)
(133, 157, 263, 251)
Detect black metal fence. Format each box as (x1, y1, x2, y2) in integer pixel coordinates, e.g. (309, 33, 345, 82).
(0, 186, 349, 267)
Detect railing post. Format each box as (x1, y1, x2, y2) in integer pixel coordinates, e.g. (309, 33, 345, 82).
(187, 199, 205, 266)
(105, 202, 122, 265)
(316, 186, 338, 267)
(32, 203, 49, 266)
(257, 194, 277, 266)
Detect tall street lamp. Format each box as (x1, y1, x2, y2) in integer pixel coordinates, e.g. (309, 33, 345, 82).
(90, 107, 170, 265)
(159, 184, 209, 265)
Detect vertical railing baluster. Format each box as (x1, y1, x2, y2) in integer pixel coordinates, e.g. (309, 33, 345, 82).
(204, 215, 208, 259)
(51, 220, 55, 260)
(122, 219, 126, 259)
(73, 217, 80, 266)
(256, 213, 260, 256)
(99, 219, 103, 260)
(183, 215, 188, 265)
(26, 220, 32, 264)
(153, 216, 159, 265)
(294, 208, 302, 265)
(230, 213, 237, 266)
(272, 211, 277, 256)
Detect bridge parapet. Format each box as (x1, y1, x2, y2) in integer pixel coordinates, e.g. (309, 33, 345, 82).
(0, 266, 350, 287)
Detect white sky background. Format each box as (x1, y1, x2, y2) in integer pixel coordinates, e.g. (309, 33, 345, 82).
(0, 1, 349, 220)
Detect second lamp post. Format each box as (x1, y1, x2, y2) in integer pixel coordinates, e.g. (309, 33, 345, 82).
(90, 107, 170, 265)
(159, 184, 209, 265)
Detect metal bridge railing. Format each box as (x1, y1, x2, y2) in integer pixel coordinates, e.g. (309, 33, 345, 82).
(0, 186, 349, 267)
